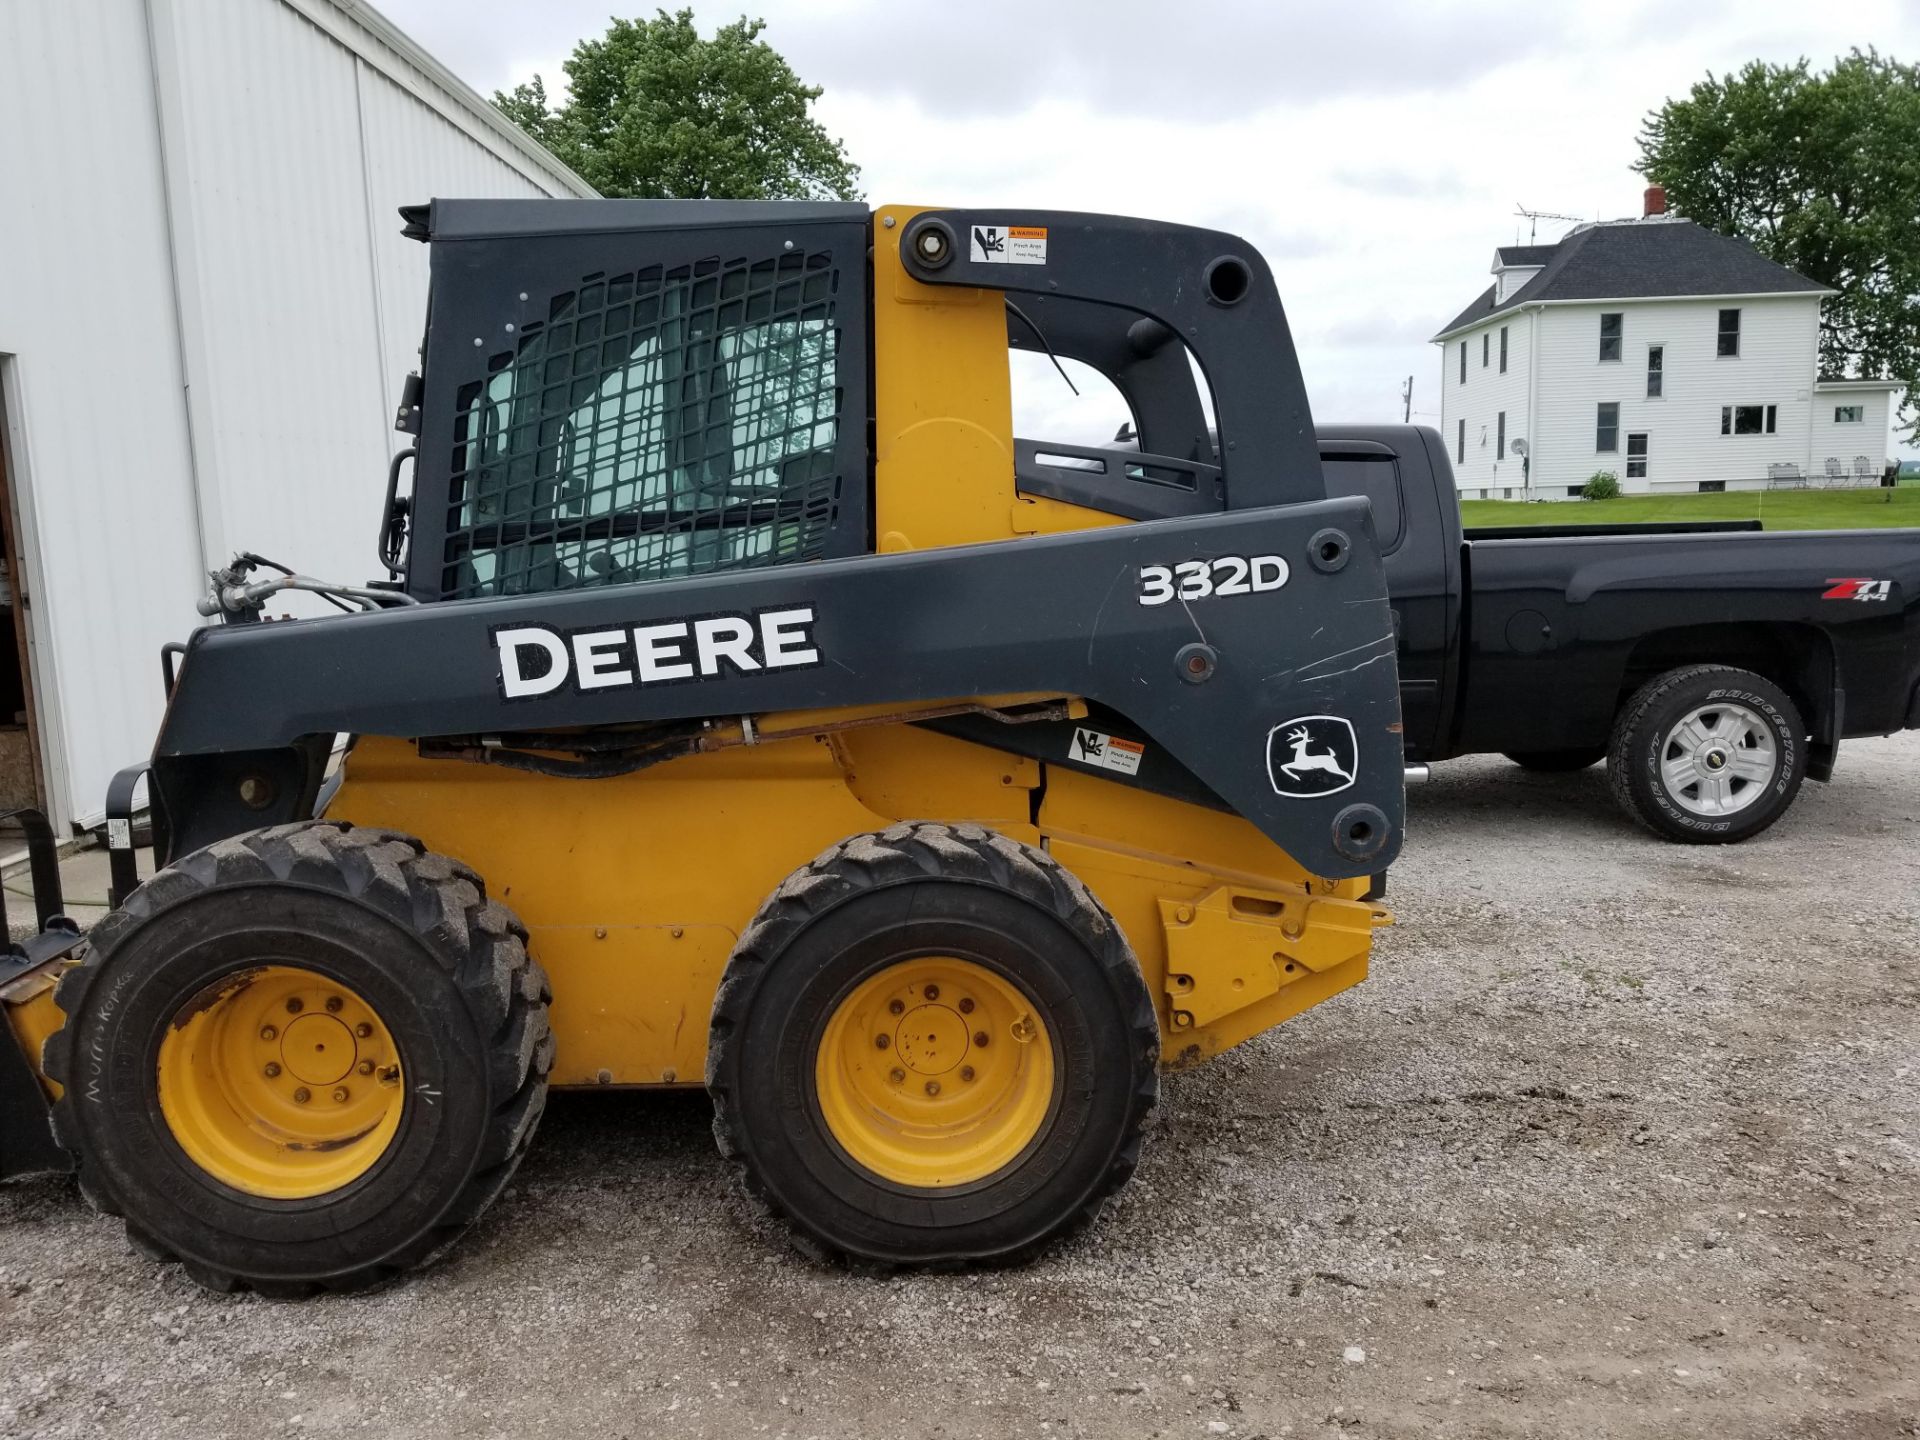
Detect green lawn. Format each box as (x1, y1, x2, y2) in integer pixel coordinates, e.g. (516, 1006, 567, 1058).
(1459, 486, 1920, 531)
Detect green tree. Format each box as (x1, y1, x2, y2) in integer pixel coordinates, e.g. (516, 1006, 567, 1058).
(1637, 50, 1920, 438)
(493, 10, 860, 202)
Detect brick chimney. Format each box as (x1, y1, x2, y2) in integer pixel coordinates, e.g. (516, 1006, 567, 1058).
(1643, 184, 1668, 217)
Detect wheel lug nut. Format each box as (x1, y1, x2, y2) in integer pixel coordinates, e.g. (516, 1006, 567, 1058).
(960, 1066, 975, 1082)
(874, 1034, 890, 1050)
(355, 1023, 373, 1039)
(293, 1087, 311, 1104)
(357, 1060, 375, 1076)
(924, 1080, 941, 1096)
(285, 997, 303, 1014)
(325, 996, 343, 1013)
(958, 998, 974, 1014)
(263, 1062, 281, 1078)
(332, 1087, 350, 1103)
(974, 1031, 990, 1047)
(888, 999, 905, 1016)
(259, 1025, 277, 1042)
(888, 1067, 906, 1084)
(924, 984, 940, 1001)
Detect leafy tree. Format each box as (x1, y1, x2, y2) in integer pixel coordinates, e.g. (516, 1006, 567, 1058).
(493, 10, 859, 202)
(1637, 50, 1920, 438)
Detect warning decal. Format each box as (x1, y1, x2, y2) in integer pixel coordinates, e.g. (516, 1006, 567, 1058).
(969, 224, 1048, 265)
(1068, 727, 1144, 776)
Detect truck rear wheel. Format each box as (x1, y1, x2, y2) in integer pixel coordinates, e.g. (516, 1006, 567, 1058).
(1608, 665, 1806, 844)
(45, 821, 551, 1295)
(1504, 748, 1607, 772)
(707, 822, 1157, 1267)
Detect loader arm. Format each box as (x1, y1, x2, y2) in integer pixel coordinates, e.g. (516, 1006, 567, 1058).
(148, 494, 1401, 877)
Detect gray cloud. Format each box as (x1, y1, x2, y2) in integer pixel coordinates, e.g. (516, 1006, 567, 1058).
(1314, 309, 1441, 349)
(1337, 165, 1469, 201)
(381, 0, 1581, 120)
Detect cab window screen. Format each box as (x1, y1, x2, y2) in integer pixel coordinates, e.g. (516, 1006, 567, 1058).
(1319, 455, 1405, 552)
(442, 248, 843, 600)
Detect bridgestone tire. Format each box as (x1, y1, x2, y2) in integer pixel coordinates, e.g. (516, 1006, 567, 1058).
(45, 821, 552, 1296)
(707, 822, 1158, 1267)
(1608, 665, 1806, 844)
(1503, 748, 1607, 772)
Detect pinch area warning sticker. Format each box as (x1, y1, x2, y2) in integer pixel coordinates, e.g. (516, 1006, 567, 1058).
(1069, 727, 1143, 776)
(969, 223, 1048, 265)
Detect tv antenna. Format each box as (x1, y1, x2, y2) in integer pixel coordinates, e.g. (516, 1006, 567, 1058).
(1514, 203, 1583, 243)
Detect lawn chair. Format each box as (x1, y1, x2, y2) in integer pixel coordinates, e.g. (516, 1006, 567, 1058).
(1854, 456, 1874, 486)
(1824, 457, 1846, 488)
(1767, 462, 1804, 490)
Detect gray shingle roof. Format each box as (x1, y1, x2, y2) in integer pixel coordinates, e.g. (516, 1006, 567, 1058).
(1494, 244, 1556, 267)
(1435, 221, 1829, 341)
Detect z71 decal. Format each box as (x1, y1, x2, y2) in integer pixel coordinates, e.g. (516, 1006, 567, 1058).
(494, 606, 820, 699)
(1821, 578, 1892, 603)
(1138, 554, 1289, 607)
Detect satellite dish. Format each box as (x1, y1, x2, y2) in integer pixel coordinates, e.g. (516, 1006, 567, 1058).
(1510, 439, 1529, 458)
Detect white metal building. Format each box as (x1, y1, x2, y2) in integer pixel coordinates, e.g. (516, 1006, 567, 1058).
(1432, 190, 1902, 500)
(0, 0, 593, 831)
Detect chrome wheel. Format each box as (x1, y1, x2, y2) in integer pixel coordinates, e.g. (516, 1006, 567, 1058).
(1659, 702, 1777, 817)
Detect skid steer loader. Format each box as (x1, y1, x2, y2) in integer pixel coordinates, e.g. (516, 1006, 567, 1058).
(0, 201, 1403, 1295)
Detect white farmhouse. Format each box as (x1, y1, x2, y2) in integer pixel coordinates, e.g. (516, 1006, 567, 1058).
(1432, 188, 1902, 499)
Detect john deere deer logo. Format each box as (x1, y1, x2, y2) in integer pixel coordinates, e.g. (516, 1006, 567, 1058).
(1265, 716, 1359, 798)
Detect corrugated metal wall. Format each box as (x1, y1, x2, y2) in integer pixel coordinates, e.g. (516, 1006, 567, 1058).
(0, 0, 208, 833)
(0, 0, 587, 829)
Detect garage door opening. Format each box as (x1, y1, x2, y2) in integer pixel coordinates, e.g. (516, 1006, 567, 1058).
(0, 379, 50, 830)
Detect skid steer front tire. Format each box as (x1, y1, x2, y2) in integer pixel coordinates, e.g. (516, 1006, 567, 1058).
(708, 822, 1158, 1268)
(44, 821, 552, 1296)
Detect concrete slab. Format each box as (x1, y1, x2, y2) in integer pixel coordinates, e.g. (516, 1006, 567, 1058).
(4, 843, 155, 940)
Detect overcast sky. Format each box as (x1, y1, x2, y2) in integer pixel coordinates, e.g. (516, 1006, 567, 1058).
(378, 0, 1918, 457)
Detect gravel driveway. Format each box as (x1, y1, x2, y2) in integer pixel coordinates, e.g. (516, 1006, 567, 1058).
(4, 733, 1917, 1439)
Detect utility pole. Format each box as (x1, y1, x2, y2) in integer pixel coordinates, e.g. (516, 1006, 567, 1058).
(1401, 375, 1413, 424)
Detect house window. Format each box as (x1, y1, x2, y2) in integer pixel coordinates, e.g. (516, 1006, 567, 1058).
(1482, 333, 1490, 367)
(1834, 405, 1865, 423)
(1699, 480, 1726, 493)
(1460, 341, 1467, 384)
(1496, 411, 1506, 458)
(1646, 345, 1663, 398)
(1566, 486, 1585, 498)
(1720, 404, 1776, 435)
(1499, 325, 1508, 373)
(1457, 418, 1466, 464)
(1599, 312, 1623, 362)
(1626, 432, 1648, 479)
(1717, 308, 1741, 357)
(1596, 402, 1619, 452)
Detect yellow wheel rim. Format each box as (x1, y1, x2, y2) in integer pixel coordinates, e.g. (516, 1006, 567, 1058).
(814, 957, 1056, 1188)
(156, 966, 405, 1200)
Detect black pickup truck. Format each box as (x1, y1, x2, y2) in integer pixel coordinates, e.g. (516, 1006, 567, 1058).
(1315, 425, 1920, 842)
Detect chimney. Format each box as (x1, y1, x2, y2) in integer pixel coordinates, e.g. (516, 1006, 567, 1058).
(1643, 184, 1668, 218)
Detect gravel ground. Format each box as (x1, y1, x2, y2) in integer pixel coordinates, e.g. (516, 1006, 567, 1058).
(4, 733, 1918, 1439)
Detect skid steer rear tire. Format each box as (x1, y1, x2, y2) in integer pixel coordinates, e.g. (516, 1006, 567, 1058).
(44, 821, 551, 1296)
(708, 821, 1157, 1268)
